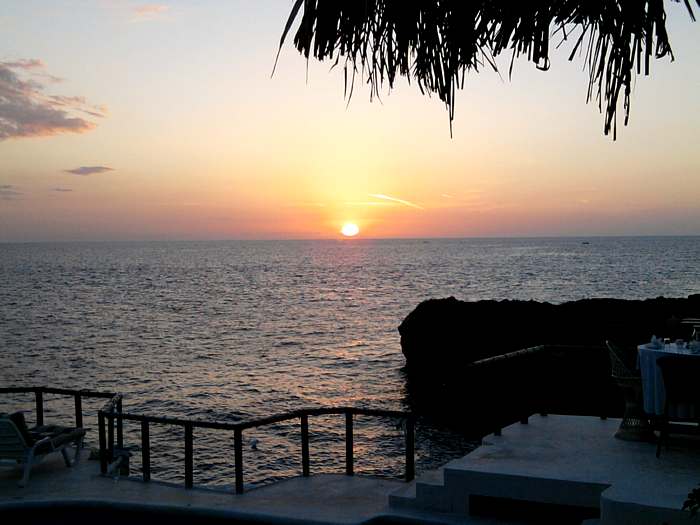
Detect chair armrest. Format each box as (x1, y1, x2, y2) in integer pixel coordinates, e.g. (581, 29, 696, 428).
(30, 436, 53, 453)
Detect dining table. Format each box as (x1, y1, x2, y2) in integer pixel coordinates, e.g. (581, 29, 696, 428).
(637, 342, 700, 418)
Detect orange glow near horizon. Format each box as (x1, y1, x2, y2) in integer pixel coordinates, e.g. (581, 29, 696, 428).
(0, 3, 698, 241)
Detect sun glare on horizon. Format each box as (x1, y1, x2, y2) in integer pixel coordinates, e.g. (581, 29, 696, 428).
(341, 223, 360, 237)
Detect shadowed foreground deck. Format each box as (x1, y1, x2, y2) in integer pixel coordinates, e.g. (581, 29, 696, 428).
(0, 450, 509, 524)
(4, 416, 698, 524)
(390, 415, 700, 525)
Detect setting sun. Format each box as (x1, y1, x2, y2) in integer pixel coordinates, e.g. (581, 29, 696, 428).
(341, 223, 360, 237)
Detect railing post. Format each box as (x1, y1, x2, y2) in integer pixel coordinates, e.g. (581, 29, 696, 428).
(301, 414, 310, 477)
(74, 394, 83, 429)
(98, 411, 107, 474)
(141, 420, 150, 482)
(35, 389, 44, 427)
(345, 411, 354, 476)
(234, 428, 244, 494)
(107, 413, 115, 463)
(405, 417, 415, 482)
(116, 398, 124, 448)
(184, 423, 194, 489)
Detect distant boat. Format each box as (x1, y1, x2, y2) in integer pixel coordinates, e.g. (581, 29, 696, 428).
(582, 241, 590, 245)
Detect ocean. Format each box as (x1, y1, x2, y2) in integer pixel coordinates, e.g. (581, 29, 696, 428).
(2, 237, 699, 487)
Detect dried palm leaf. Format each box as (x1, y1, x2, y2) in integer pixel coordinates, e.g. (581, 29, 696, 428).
(278, 0, 697, 138)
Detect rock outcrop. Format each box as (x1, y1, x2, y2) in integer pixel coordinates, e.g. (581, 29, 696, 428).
(399, 295, 700, 377)
(398, 295, 700, 433)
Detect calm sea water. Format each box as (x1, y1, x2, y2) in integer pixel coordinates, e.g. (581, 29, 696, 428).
(2, 237, 699, 487)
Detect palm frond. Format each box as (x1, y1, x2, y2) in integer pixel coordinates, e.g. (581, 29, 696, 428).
(280, 0, 697, 138)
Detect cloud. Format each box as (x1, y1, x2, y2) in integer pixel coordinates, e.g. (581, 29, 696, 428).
(0, 59, 105, 141)
(133, 4, 169, 20)
(0, 184, 22, 200)
(64, 166, 114, 176)
(343, 201, 395, 207)
(369, 193, 425, 210)
(52, 187, 73, 192)
(2, 59, 44, 70)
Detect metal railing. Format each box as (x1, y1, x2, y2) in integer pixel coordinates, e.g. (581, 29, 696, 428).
(97, 402, 415, 493)
(0, 386, 117, 429)
(466, 345, 610, 435)
(2, 386, 414, 492)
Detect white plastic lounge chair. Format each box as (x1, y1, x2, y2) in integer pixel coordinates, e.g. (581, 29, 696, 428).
(0, 412, 86, 487)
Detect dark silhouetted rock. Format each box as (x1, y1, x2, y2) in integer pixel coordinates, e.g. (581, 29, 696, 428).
(398, 295, 700, 435)
(399, 295, 700, 377)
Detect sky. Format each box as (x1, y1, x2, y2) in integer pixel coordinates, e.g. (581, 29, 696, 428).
(1, 1, 699, 241)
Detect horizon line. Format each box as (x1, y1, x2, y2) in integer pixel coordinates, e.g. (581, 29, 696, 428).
(1, 233, 700, 244)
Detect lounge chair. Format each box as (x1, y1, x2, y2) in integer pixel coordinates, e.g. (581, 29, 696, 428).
(0, 411, 86, 487)
(606, 340, 653, 441)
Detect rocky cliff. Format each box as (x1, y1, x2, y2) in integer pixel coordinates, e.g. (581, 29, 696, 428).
(398, 295, 700, 432)
(399, 295, 700, 377)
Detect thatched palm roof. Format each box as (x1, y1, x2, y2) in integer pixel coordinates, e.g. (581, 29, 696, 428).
(279, 0, 697, 138)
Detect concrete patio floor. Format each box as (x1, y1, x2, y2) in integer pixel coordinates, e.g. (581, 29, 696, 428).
(5, 416, 697, 524)
(390, 415, 700, 525)
(0, 449, 511, 524)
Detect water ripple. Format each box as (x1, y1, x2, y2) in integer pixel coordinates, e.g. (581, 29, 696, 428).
(1, 237, 699, 486)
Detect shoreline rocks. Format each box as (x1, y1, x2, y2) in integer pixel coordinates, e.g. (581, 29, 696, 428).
(399, 295, 700, 375)
(398, 295, 700, 433)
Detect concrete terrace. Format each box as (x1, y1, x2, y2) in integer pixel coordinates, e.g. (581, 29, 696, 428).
(391, 415, 700, 525)
(3, 415, 700, 524)
(0, 447, 508, 525)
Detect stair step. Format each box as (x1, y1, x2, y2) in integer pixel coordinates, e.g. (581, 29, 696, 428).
(417, 466, 446, 486)
(388, 480, 417, 510)
(389, 467, 452, 512)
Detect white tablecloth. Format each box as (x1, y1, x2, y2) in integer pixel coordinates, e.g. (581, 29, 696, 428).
(638, 343, 700, 418)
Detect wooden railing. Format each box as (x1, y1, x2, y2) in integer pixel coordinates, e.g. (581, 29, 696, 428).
(98, 402, 415, 493)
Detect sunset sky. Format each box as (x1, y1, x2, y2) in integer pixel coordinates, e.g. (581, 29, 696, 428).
(1, 1, 699, 241)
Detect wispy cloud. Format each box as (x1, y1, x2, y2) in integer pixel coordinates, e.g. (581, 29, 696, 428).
(285, 202, 327, 208)
(0, 59, 105, 141)
(369, 193, 425, 210)
(64, 166, 114, 176)
(132, 4, 169, 21)
(0, 184, 22, 200)
(2, 59, 44, 70)
(343, 201, 395, 207)
(52, 187, 73, 192)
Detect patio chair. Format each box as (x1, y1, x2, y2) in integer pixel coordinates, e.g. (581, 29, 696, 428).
(606, 340, 653, 441)
(0, 411, 86, 487)
(655, 355, 700, 458)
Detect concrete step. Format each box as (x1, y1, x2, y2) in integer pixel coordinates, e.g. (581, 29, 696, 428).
(387, 480, 417, 510)
(442, 465, 606, 511)
(389, 467, 447, 511)
(415, 467, 450, 512)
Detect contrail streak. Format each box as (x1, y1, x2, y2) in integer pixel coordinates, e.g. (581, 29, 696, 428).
(369, 194, 424, 210)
